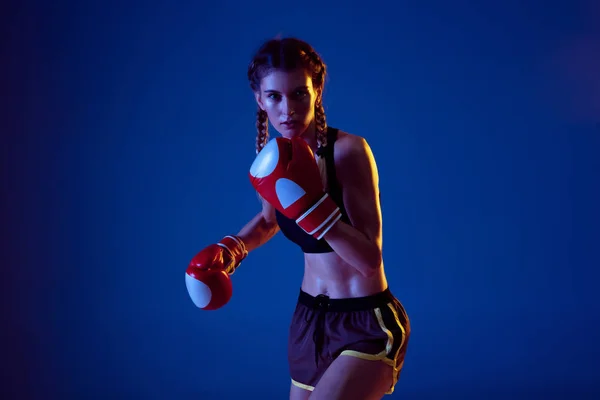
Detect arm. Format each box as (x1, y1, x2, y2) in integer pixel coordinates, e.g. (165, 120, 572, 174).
(237, 197, 280, 253)
(323, 136, 383, 277)
(186, 199, 279, 310)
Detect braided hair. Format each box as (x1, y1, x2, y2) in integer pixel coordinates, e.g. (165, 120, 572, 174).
(247, 37, 330, 188)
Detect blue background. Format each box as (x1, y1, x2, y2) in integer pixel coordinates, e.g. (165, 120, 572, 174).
(3, 0, 600, 399)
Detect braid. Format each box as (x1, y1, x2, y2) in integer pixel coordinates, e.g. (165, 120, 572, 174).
(254, 109, 269, 203)
(255, 109, 269, 154)
(314, 98, 328, 151)
(305, 49, 327, 151)
(314, 97, 329, 191)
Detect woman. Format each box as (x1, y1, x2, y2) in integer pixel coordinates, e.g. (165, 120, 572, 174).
(186, 37, 410, 400)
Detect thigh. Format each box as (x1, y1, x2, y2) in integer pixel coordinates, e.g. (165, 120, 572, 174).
(290, 382, 312, 400)
(309, 355, 393, 400)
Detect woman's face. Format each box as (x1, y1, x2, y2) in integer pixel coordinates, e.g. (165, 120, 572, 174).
(255, 68, 319, 139)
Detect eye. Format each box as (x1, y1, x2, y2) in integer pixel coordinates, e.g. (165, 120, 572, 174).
(267, 93, 281, 100)
(295, 90, 308, 98)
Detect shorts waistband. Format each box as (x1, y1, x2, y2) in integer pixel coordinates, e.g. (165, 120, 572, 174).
(297, 288, 394, 312)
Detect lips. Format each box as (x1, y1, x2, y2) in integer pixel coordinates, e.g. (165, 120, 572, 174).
(280, 121, 298, 128)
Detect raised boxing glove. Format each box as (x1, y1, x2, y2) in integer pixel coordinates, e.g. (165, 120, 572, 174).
(185, 235, 247, 310)
(248, 137, 342, 240)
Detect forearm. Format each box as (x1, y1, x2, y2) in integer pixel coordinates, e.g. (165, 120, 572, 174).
(237, 212, 279, 253)
(323, 221, 382, 277)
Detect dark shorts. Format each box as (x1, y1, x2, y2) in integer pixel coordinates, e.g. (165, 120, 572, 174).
(287, 288, 410, 395)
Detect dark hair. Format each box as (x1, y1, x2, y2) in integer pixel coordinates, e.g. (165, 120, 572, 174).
(247, 37, 328, 155)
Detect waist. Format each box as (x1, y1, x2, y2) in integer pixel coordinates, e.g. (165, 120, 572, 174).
(297, 288, 395, 312)
(302, 256, 388, 298)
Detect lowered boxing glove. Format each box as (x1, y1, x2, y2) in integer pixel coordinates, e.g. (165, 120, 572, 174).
(248, 137, 342, 240)
(185, 235, 247, 310)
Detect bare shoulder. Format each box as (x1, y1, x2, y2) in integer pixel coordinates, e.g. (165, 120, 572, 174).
(334, 130, 369, 154)
(333, 130, 379, 179)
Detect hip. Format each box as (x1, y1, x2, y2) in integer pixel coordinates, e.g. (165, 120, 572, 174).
(288, 287, 410, 366)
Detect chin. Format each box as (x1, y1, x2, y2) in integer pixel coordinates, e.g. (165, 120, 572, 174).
(278, 123, 308, 139)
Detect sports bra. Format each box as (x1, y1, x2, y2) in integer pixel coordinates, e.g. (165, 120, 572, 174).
(275, 126, 352, 253)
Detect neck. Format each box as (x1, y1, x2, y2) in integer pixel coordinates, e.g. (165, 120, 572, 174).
(301, 120, 319, 154)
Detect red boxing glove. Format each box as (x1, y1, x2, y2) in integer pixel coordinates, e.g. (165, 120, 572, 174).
(185, 235, 247, 310)
(248, 137, 342, 240)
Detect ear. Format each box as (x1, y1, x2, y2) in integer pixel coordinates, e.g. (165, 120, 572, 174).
(254, 91, 265, 111)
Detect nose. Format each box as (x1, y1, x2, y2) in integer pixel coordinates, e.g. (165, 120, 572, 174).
(281, 98, 296, 116)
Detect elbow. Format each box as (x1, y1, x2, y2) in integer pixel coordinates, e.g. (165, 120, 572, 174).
(360, 248, 383, 278)
(266, 219, 280, 238)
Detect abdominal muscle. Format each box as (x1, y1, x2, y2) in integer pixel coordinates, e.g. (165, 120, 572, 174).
(301, 251, 388, 299)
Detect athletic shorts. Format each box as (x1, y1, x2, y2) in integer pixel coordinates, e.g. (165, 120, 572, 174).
(287, 288, 410, 395)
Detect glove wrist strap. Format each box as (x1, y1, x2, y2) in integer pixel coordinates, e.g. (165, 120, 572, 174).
(218, 235, 248, 275)
(296, 193, 342, 240)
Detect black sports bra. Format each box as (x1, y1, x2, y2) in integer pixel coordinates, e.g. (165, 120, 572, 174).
(275, 126, 351, 253)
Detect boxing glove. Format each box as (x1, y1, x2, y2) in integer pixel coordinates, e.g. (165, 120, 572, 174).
(185, 235, 247, 310)
(248, 137, 342, 240)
